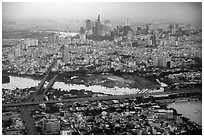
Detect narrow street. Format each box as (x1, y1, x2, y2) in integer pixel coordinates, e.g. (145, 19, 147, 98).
(20, 106, 38, 135)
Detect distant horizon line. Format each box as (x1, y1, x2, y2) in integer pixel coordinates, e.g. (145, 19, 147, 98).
(3, 18, 202, 25)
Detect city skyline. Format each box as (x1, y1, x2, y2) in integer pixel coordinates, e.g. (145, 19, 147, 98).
(3, 2, 202, 24)
(2, 1, 202, 135)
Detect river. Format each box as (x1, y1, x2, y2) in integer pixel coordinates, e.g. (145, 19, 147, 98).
(2, 75, 143, 95)
(2, 75, 202, 126)
(168, 101, 202, 126)
(2, 75, 167, 95)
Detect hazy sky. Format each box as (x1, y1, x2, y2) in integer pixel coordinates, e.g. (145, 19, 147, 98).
(2, 2, 202, 24)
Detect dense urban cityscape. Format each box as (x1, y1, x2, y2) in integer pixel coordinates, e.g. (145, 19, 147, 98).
(2, 2, 202, 135)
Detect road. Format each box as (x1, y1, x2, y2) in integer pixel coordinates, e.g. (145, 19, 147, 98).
(3, 90, 201, 107)
(3, 89, 201, 135)
(20, 106, 39, 135)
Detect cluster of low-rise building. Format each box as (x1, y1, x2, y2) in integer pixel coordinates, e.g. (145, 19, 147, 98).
(20, 98, 201, 135)
(2, 23, 202, 75)
(165, 71, 202, 88)
(2, 111, 26, 135)
(2, 17, 202, 135)
(2, 87, 36, 104)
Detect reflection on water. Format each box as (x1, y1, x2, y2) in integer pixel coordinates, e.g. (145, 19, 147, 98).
(168, 101, 202, 126)
(2, 76, 142, 95)
(2, 76, 41, 89)
(3, 76, 202, 126)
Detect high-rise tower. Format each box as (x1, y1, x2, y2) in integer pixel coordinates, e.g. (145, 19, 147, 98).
(97, 15, 100, 22)
(86, 19, 92, 30)
(94, 14, 102, 35)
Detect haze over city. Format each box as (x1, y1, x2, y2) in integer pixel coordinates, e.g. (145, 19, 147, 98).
(2, 2, 202, 135)
(3, 2, 202, 24)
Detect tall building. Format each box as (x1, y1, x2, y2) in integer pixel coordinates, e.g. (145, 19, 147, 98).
(86, 19, 92, 30)
(15, 44, 24, 57)
(123, 26, 131, 36)
(63, 45, 71, 64)
(103, 20, 112, 32)
(153, 56, 171, 68)
(150, 35, 156, 45)
(80, 27, 85, 34)
(94, 22, 100, 35)
(80, 27, 86, 40)
(97, 14, 100, 22)
(94, 15, 102, 35)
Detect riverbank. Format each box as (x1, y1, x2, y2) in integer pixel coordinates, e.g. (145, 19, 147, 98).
(3, 75, 202, 129)
(2, 75, 158, 95)
(2, 71, 160, 89)
(2, 74, 201, 95)
(3, 95, 202, 135)
(2, 71, 161, 93)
